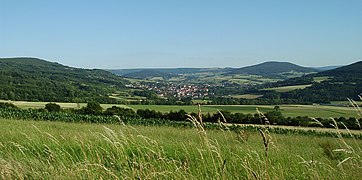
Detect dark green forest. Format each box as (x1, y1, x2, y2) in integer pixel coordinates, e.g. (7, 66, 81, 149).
(0, 57, 128, 103)
(264, 61, 362, 103)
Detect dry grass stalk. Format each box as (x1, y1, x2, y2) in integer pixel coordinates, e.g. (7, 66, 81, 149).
(197, 103, 203, 126)
(347, 97, 361, 129)
(256, 108, 270, 125)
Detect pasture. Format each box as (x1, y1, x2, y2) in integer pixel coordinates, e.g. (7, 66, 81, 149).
(226, 94, 263, 99)
(0, 118, 361, 179)
(263, 84, 312, 92)
(331, 101, 362, 107)
(314, 76, 331, 83)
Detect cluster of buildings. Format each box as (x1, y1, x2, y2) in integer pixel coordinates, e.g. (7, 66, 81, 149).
(132, 82, 213, 99)
(167, 84, 211, 99)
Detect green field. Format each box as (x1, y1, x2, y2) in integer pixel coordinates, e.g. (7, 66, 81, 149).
(1, 100, 360, 118)
(128, 104, 359, 118)
(226, 94, 263, 99)
(314, 76, 331, 83)
(331, 101, 362, 107)
(191, 99, 212, 104)
(264, 84, 312, 92)
(0, 118, 361, 179)
(109, 89, 148, 102)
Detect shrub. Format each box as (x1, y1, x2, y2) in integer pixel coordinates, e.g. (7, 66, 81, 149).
(0, 102, 17, 109)
(45, 103, 61, 112)
(104, 106, 137, 117)
(83, 101, 103, 115)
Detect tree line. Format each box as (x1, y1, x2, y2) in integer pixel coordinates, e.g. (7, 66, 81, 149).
(4, 102, 357, 130)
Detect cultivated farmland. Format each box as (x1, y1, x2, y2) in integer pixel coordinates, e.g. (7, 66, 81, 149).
(1, 100, 359, 118)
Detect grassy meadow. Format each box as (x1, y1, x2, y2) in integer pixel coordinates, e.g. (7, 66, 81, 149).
(224, 94, 264, 99)
(263, 84, 312, 92)
(1, 118, 361, 179)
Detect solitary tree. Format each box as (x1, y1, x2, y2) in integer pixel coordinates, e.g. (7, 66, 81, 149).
(84, 101, 103, 115)
(45, 103, 61, 112)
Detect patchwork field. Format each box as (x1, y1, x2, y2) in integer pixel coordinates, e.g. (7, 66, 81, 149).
(0, 119, 361, 179)
(165, 73, 280, 85)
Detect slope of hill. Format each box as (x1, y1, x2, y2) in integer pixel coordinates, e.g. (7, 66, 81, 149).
(318, 61, 362, 77)
(229, 61, 318, 77)
(0, 57, 128, 103)
(260, 61, 362, 103)
(122, 69, 178, 80)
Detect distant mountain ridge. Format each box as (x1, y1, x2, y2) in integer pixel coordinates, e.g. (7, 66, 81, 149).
(108, 67, 234, 81)
(0, 57, 128, 102)
(314, 65, 341, 71)
(228, 61, 319, 76)
(108, 67, 231, 76)
(123, 69, 178, 79)
(108, 61, 320, 81)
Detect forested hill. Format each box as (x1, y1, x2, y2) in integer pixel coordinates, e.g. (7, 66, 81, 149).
(317, 61, 362, 78)
(0, 57, 128, 103)
(228, 61, 318, 76)
(261, 61, 362, 103)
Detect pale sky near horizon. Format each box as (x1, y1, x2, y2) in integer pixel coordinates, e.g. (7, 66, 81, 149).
(1, 0, 361, 69)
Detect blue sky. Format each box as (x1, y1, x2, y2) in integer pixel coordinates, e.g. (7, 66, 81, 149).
(1, 0, 361, 69)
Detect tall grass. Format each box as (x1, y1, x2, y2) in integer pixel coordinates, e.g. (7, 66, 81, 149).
(0, 100, 361, 179)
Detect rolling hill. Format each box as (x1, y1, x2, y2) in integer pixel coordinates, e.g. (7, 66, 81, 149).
(317, 61, 362, 77)
(260, 61, 362, 103)
(122, 69, 179, 80)
(228, 61, 318, 77)
(0, 57, 128, 103)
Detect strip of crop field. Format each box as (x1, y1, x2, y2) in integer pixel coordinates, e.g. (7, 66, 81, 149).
(263, 84, 312, 92)
(1, 100, 359, 118)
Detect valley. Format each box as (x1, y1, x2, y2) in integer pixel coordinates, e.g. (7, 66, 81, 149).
(0, 57, 361, 179)
(2, 1, 361, 178)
